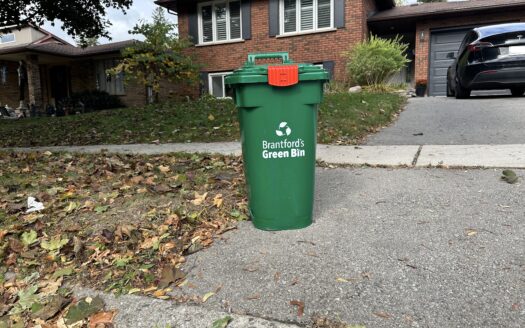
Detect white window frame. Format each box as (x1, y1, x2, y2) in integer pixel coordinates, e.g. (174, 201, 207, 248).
(279, 0, 334, 36)
(0, 33, 15, 44)
(198, 0, 243, 45)
(208, 71, 232, 98)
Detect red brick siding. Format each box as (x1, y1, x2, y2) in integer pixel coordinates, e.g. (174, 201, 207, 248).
(178, 0, 370, 86)
(0, 61, 29, 109)
(415, 10, 525, 83)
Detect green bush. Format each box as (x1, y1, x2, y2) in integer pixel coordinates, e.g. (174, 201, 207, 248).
(344, 35, 410, 88)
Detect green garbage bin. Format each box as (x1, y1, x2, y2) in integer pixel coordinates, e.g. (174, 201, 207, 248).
(225, 52, 328, 231)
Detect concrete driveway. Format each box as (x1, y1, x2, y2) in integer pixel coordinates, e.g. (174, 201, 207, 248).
(366, 96, 525, 145)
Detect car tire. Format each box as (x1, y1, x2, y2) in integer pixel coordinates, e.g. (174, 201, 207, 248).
(510, 88, 525, 97)
(455, 80, 471, 99)
(446, 80, 454, 97)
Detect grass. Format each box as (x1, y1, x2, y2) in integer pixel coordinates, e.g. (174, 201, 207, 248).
(0, 92, 405, 148)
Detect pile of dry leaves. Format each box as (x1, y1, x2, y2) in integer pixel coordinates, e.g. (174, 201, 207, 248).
(0, 151, 248, 327)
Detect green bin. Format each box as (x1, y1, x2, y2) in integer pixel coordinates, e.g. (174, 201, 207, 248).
(225, 52, 328, 231)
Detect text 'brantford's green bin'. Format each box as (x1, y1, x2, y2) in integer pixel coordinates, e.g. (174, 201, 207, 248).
(225, 52, 328, 231)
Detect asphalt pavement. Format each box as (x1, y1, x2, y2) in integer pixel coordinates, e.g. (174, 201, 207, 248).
(366, 96, 525, 145)
(166, 167, 524, 327)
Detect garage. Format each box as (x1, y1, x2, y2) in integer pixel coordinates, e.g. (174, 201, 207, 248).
(428, 28, 469, 96)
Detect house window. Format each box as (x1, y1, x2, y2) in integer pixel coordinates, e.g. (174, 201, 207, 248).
(208, 72, 232, 98)
(95, 59, 125, 96)
(280, 0, 333, 35)
(0, 33, 15, 44)
(198, 0, 242, 44)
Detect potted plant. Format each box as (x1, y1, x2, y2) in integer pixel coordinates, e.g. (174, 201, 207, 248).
(415, 79, 427, 97)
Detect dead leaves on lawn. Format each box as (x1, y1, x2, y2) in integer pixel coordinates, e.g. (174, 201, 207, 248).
(0, 151, 248, 327)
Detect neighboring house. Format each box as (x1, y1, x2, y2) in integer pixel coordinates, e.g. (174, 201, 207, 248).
(0, 25, 177, 110)
(155, 0, 525, 96)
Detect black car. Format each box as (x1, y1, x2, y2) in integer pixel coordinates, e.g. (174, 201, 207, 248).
(446, 23, 525, 98)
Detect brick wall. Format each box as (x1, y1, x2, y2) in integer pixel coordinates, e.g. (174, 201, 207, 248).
(178, 0, 375, 89)
(0, 61, 29, 109)
(414, 10, 525, 83)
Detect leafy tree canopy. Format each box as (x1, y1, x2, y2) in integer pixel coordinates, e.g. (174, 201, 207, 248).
(0, 0, 133, 43)
(108, 7, 198, 103)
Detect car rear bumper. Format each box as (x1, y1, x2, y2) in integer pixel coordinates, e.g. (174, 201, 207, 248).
(468, 65, 525, 89)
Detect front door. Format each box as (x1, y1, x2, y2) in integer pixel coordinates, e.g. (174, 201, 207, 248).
(49, 66, 70, 102)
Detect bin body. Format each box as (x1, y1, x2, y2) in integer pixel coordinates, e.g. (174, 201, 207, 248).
(226, 53, 327, 230)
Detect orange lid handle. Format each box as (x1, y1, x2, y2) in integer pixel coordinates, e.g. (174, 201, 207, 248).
(268, 65, 299, 87)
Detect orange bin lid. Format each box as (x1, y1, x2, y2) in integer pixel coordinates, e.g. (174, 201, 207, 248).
(268, 65, 299, 87)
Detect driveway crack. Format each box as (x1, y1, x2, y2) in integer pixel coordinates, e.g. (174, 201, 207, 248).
(412, 145, 423, 166)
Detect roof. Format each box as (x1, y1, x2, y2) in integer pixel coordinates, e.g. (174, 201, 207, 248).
(154, 0, 395, 11)
(369, 0, 525, 22)
(0, 40, 137, 57)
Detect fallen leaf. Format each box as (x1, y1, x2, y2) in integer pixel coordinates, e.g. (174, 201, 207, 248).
(211, 316, 232, 328)
(290, 300, 304, 317)
(52, 267, 74, 280)
(336, 277, 349, 283)
(88, 311, 116, 328)
(466, 229, 478, 236)
(245, 293, 260, 300)
(191, 192, 208, 206)
(21, 230, 38, 247)
(373, 311, 392, 319)
(202, 292, 215, 303)
(41, 237, 69, 251)
(158, 165, 170, 173)
(65, 296, 105, 325)
(94, 205, 109, 214)
(40, 277, 63, 295)
(32, 295, 69, 321)
(159, 266, 186, 288)
(213, 194, 223, 208)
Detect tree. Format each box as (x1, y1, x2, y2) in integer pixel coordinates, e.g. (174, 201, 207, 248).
(108, 8, 198, 103)
(0, 0, 132, 44)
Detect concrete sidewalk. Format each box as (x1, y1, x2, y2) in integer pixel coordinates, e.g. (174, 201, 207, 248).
(6, 142, 525, 168)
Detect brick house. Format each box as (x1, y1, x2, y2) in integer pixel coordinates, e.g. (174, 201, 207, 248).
(155, 0, 525, 96)
(0, 25, 178, 111)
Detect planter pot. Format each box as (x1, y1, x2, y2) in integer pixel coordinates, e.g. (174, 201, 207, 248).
(415, 85, 427, 97)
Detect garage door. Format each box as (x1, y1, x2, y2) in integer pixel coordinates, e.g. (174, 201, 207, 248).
(429, 28, 470, 96)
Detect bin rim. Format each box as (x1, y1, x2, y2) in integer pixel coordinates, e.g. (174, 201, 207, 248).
(224, 52, 329, 85)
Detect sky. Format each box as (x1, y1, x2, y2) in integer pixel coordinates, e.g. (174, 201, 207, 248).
(43, 0, 177, 45)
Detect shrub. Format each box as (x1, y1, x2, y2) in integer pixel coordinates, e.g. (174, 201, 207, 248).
(344, 35, 410, 88)
(64, 90, 125, 111)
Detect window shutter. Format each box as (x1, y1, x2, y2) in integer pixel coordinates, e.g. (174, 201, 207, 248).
(200, 72, 209, 96)
(334, 0, 345, 28)
(322, 61, 335, 80)
(241, 0, 252, 40)
(269, 0, 279, 37)
(188, 5, 199, 44)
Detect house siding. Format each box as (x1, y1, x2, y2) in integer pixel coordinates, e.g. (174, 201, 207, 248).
(178, 0, 378, 88)
(414, 10, 525, 84)
(0, 61, 29, 109)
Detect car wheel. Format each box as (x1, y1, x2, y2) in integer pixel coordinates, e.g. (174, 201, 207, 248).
(510, 88, 525, 97)
(455, 80, 471, 99)
(446, 79, 454, 97)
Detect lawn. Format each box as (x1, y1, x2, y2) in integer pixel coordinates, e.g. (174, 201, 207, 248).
(0, 151, 248, 327)
(0, 92, 405, 148)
